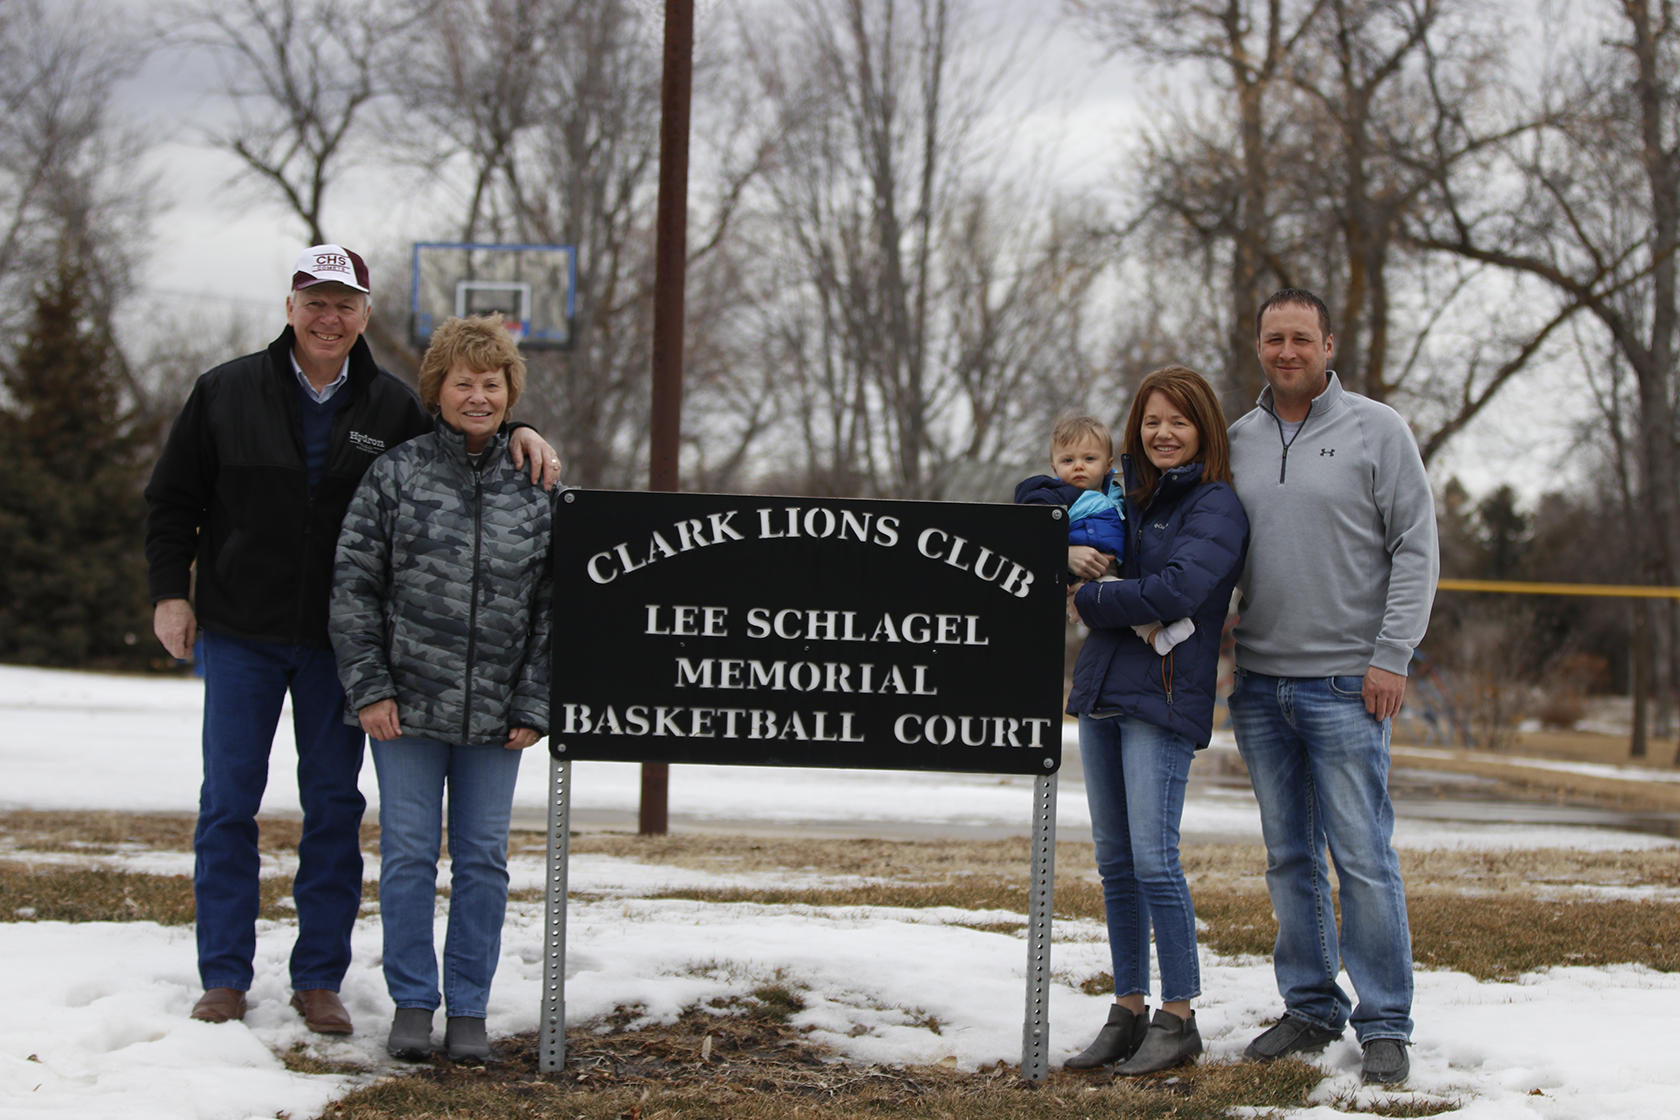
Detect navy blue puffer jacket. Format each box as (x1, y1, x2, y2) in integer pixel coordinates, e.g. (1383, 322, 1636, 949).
(1066, 457, 1248, 746)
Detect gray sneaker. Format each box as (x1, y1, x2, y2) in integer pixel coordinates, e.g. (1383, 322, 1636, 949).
(1361, 1038, 1410, 1085)
(1244, 1016, 1344, 1062)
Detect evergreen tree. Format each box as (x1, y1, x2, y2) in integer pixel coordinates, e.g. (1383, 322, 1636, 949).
(0, 261, 156, 669)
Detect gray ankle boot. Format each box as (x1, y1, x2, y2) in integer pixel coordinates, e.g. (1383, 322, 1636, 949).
(1113, 1009, 1202, 1075)
(445, 1016, 491, 1062)
(386, 1007, 433, 1061)
(1063, 1003, 1149, 1071)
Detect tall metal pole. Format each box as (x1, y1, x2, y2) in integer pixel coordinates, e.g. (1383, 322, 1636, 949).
(640, 0, 693, 835)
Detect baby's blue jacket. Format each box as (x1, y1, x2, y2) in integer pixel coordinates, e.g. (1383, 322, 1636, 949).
(1013, 473, 1127, 560)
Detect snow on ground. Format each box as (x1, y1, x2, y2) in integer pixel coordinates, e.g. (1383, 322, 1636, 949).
(2, 664, 1679, 1120)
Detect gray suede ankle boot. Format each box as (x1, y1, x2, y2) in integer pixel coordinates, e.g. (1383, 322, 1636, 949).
(1113, 1009, 1202, 1076)
(1063, 1003, 1149, 1071)
(387, 1008, 433, 1061)
(445, 1016, 491, 1062)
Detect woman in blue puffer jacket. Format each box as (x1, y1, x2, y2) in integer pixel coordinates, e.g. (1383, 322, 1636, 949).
(1061, 365, 1248, 1077)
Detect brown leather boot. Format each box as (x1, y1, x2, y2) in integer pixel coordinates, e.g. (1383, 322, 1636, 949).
(290, 989, 353, 1034)
(190, 988, 248, 1023)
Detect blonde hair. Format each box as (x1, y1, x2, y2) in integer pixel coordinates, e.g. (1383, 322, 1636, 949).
(1049, 415, 1113, 459)
(416, 315, 527, 416)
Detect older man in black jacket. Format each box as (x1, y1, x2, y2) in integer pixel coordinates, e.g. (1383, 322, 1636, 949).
(144, 245, 559, 1033)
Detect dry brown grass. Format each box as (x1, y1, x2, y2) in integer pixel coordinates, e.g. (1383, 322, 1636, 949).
(543, 831, 1043, 880)
(315, 1006, 1358, 1120)
(0, 809, 380, 855)
(0, 809, 382, 924)
(1389, 724, 1680, 815)
(0, 862, 302, 924)
(1484, 727, 1678, 764)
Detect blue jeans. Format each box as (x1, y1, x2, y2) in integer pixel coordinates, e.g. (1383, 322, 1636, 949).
(1228, 670, 1413, 1042)
(195, 631, 366, 992)
(1079, 713, 1200, 1003)
(372, 736, 523, 1018)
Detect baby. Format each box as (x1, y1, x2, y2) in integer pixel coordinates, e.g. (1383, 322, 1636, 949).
(1014, 415, 1193, 655)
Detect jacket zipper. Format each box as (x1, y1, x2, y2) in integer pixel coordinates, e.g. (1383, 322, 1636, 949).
(1271, 403, 1311, 483)
(461, 461, 485, 743)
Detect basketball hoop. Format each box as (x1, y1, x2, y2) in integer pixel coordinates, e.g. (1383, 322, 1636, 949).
(409, 243, 576, 351)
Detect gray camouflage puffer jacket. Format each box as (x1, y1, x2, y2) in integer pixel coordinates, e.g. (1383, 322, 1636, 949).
(331, 420, 552, 745)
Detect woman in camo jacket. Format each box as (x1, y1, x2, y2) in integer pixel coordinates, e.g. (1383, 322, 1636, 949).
(330, 315, 553, 1064)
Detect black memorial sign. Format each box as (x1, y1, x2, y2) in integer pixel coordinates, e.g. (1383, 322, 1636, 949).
(549, 491, 1067, 775)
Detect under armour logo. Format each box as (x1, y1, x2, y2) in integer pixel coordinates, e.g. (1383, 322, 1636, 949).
(1320, 448, 1335, 456)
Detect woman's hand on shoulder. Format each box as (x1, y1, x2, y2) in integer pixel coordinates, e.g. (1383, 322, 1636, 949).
(508, 427, 562, 490)
(505, 727, 541, 751)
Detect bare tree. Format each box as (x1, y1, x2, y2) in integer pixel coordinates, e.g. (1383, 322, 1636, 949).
(381, 0, 553, 243)
(737, 0, 1103, 498)
(1077, 0, 1575, 459)
(1409, 0, 1680, 753)
(1071, 0, 1331, 407)
(170, 0, 396, 246)
(0, 0, 154, 409)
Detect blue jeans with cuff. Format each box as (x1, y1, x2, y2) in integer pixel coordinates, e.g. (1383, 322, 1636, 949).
(372, 735, 523, 1018)
(1227, 669, 1414, 1043)
(1079, 712, 1201, 1003)
(194, 630, 366, 993)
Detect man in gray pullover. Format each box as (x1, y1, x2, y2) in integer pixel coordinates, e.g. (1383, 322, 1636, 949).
(1226, 289, 1438, 1087)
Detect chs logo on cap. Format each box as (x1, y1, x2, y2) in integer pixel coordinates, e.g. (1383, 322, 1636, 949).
(292, 243, 370, 293)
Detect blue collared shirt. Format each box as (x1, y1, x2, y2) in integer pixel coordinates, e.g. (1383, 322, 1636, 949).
(291, 353, 350, 403)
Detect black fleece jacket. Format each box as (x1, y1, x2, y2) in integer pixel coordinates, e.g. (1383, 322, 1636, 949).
(144, 327, 433, 649)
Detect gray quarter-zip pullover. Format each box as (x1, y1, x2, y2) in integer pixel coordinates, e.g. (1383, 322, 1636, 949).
(1228, 372, 1438, 678)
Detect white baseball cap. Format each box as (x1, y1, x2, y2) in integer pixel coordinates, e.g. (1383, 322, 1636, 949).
(292, 244, 370, 292)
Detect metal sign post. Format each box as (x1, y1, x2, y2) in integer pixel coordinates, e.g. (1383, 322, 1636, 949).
(539, 756, 572, 1073)
(1020, 771, 1058, 1081)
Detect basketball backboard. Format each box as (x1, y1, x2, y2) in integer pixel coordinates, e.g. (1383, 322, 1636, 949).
(410, 242, 577, 350)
